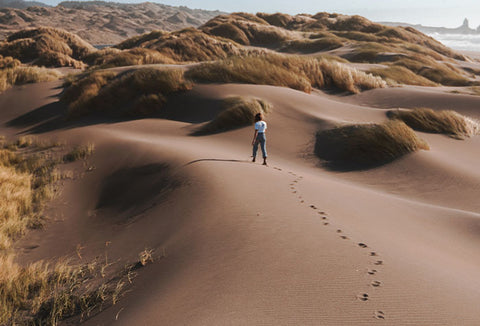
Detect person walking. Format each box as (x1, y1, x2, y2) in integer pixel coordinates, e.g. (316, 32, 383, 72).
(252, 112, 267, 165)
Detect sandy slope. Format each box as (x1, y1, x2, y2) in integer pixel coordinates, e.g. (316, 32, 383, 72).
(3, 78, 480, 325)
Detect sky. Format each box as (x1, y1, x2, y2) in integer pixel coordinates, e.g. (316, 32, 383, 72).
(67, 0, 480, 29)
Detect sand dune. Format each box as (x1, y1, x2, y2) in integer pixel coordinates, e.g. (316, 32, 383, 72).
(1, 66, 479, 324)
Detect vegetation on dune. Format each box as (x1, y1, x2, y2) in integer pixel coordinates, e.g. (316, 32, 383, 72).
(387, 108, 480, 139)
(0, 54, 61, 92)
(0, 27, 95, 68)
(186, 53, 386, 94)
(0, 136, 157, 325)
(85, 47, 175, 68)
(315, 120, 429, 169)
(115, 28, 244, 63)
(195, 96, 271, 135)
(62, 68, 192, 117)
(368, 66, 438, 87)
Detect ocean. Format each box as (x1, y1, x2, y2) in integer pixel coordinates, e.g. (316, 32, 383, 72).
(428, 33, 480, 52)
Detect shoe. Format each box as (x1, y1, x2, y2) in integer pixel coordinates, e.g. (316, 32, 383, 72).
(262, 158, 267, 165)
(252, 157, 256, 162)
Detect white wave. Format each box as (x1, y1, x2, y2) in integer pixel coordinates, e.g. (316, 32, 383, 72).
(428, 33, 480, 51)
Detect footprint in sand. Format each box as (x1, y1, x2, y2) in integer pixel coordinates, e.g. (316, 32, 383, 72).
(374, 260, 383, 266)
(336, 229, 342, 233)
(319, 211, 326, 214)
(310, 205, 317, 209)
(321, 216, 327, 220)
(358, 243, 368, 248)
(300, 200, 305, 203)
(367, 269, 377, 275)
(371, 281, 381, 287)
(357, 293, 369, 301)
(340, 235, 349, 240)
(374, 311, 385, 319)
(323, 222, 329, 226)
(370, 252, 377, 256)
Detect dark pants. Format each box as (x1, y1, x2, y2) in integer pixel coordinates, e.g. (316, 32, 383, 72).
(253, 133, 267, 158)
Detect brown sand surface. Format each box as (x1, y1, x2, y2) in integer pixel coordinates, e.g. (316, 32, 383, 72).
(3, 78, 480, 325)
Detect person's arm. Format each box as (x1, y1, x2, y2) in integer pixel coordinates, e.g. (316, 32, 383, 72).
(252, 129, 258, 145)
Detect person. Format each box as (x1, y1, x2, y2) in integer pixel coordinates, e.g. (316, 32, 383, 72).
(252, 112, 267, 165)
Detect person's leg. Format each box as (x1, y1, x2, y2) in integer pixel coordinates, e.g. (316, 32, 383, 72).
(260, 134, 267, 165)
(252, 137, 259, 162)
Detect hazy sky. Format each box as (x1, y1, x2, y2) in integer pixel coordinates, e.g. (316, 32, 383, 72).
(74, 0, 479, 28)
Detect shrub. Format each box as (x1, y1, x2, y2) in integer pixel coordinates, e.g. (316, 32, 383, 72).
(196, 96, 271, 134)
(387, 108, 480, 139)
(315, 120, 429, 169)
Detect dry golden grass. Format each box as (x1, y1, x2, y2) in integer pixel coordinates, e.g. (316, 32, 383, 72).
(85, 48, 176, 68)
(315, 120, 429, 169)
(0, 247, 154, 325)
(368, 65, 438, 86)
(195, 96, 271, 135)
(116, 28, 242, 63)
(0, 137, 154, 325)
(61, 70, 118, 116)
(387, 108, 480, 139)
(62, 68, 192, 117)
(0, 138, 68, 249)
(281, 37, 344, 53)
(0, 27, 95, 68)
(0, 54, 20, 69)
(63, 143, 95, 162)
(186, 53, 386, 94)
(0, 66, 61, 92)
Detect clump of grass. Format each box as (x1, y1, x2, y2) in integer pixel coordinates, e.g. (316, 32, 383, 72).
(0, 66, 61, 92)
(186, 53, 386, 94)
(387, 108, 480, 139)
(0, 54, 20, 69)
(116, 28, 242, 62)
(315, 120, 429, 169)
(85, 48, 175, 68)
(63, 143, 95, 162)
(280, 37, 344, 53)
(0, 253, 134, 325)
(0, 138, 65, 248)
(62, 68, 192, 118)
(195, 96, 271, 135)
(60, 70, 117, 115)
(368, 65, 438, 86)
(0, 27, 95, 68)
(0, 136, 161, 325)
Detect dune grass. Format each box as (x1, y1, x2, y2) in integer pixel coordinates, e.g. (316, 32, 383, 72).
(0, 27, 95, 68)
(315, 120, 429, 169)
(387, 108, 480, 139)
(0, 66, 61, 92)
(186, 53, 386, 94)
(63, 143, 95, 162)
(85, 48, 175, 68)
(0, 137, 155, 325)
(368, 65, 438, 86)
(62, 68, 192, 118)
(195, 96, 271, 135)
(116, 28, 242, 63)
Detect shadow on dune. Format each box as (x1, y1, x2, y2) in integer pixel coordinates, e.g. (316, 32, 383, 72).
(185, 158, 251, 166)
(95, 163, 183, 223)
(6, 91, 227, 134)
